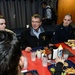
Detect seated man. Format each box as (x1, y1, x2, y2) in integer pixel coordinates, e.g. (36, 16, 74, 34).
(49, 14, 74, 46)
(20, 14, 49, 51)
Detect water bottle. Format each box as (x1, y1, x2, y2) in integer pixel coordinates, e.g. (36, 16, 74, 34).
(58, 49, 62, 57)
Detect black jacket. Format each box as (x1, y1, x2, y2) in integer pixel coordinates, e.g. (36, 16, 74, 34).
(51, 24, 74, 44)
(20, 27, 49, 50)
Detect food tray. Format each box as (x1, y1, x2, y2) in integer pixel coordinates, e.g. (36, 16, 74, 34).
(48, 60, 75, 75)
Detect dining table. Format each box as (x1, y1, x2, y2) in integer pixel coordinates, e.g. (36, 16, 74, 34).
(22, 50, 52, 75)
(21, 42, 75, 75)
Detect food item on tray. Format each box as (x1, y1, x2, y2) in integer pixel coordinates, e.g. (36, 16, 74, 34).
(50, 67, 66, 75)
(64, 62, 68, 67)
(40, 50, 45, 54)
(50, 68, 55, 74)
(40, 47, 52, 55)
(61, 72, 66, 75)
(68, 40, 75, 43)
(65, 67, 75, 74)
(65, 40, 75, 48)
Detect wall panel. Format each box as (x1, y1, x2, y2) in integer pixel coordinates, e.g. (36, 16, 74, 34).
(57, 0, 75, 25)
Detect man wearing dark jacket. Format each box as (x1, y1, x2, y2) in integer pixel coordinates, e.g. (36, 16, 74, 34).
(49, 14, 74, 45)
(20, 14, 49, 51)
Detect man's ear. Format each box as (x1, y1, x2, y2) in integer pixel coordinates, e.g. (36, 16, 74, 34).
(40, 21, 42, 26)
(70, 20, 72, 23)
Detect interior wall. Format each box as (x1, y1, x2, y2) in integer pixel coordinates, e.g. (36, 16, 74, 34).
(57, 0, 75, 25)
(0, 0, 57, 29)
(0, 0, 43, 29)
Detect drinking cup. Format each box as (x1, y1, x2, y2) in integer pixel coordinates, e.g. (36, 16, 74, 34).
(31, 51, 36, 61)
(63, 53, 69, 60)
(24, 56, 28, 69)
(42, 56, 47, 67)
(37, 50, 41, 59)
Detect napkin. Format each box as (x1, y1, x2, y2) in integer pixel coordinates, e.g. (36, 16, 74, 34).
(63, 49, 74, 56)
(58, 45, 63, 50)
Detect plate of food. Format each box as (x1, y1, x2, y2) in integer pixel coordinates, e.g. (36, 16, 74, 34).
(65, 40, 75, 49)
(48, 60, 75, 75)
(22, 70, 39, 75)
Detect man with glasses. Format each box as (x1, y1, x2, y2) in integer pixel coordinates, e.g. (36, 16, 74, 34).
(20, 14, 49, 51)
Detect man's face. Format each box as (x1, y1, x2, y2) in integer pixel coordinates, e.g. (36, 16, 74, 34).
(42, 4, 46, 8)
(31, 17, 42, 31)
(63, 15, 72, 26)
(0, 19, 6, 30)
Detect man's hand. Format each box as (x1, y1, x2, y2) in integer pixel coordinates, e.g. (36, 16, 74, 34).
(55, 57, 64, 64)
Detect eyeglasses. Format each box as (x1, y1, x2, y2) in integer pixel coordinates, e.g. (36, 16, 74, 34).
(32, 21, 40, 23)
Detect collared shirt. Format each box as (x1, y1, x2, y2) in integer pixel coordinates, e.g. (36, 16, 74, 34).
(33, 28, 41, 39)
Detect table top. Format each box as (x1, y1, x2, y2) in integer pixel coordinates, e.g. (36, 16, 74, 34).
(22, 50, 52, 75)
(21, 42, 75, 75)
(54, 42, 75, 55)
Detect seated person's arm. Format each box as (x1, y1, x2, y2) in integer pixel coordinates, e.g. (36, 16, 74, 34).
(20, 31, 30, 49)
(20, 31, 32, 51)
(54, 57, 64, 75)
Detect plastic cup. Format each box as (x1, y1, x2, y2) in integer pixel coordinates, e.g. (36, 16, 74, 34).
(24, 56, 28, 69)
(31, 51, 36, 61)
(37, 50, 41, 59)
(63, 54, 69, 60)
(42, 56, 47, 67)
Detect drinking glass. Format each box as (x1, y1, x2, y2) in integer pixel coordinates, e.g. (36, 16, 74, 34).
(23, 56, 28, 69)
(31, 51, 36, 61)
(42, 56, 48, 67)
(63, 53, 69, 60)
(37, 50, 41, 59)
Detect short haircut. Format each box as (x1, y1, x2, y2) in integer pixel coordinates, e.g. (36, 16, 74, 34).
(42, 1, 47, 5)
(31, 14, 42, 21)
(0, 31, 21, 75)
(65, 13, 72, 19)
(0, 15, 5, 19)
